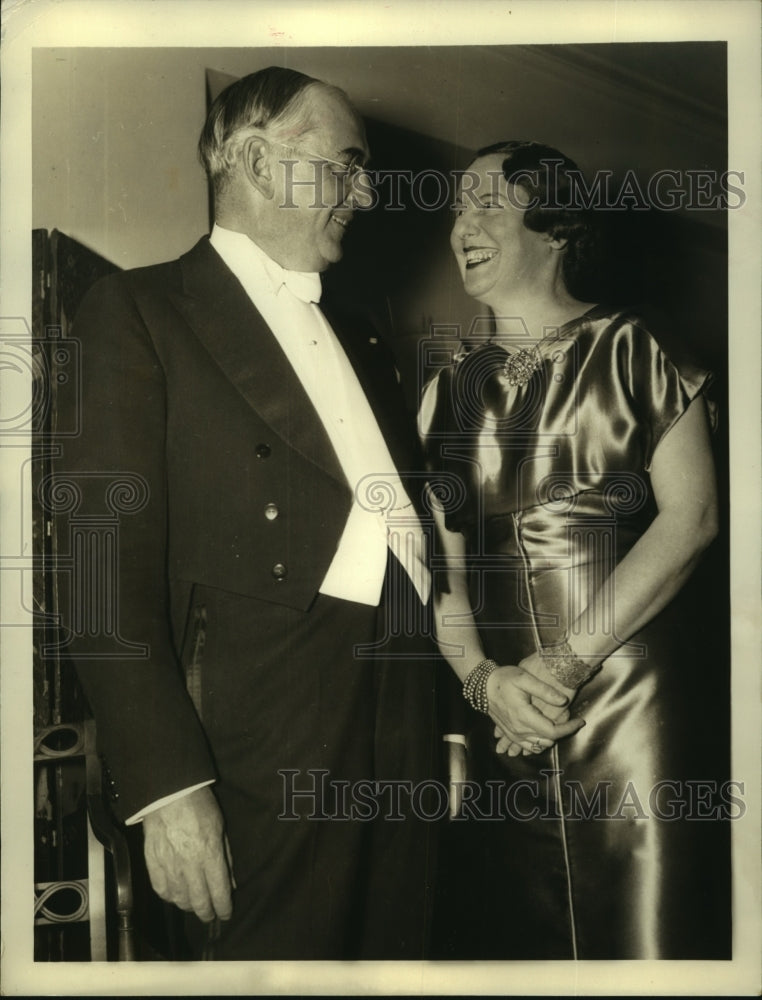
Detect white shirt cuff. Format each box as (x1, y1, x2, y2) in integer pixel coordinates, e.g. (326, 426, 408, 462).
(442, 733, 468, 747)
(124, 779, 215, 825)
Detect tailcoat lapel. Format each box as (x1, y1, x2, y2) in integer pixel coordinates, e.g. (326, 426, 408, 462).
(171, 238, 346, 486)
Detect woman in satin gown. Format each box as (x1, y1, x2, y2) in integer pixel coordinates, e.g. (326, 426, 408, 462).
(420, 141, 731, 959)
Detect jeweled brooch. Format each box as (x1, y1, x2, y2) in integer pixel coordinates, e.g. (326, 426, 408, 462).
(502, 346, 542, 387)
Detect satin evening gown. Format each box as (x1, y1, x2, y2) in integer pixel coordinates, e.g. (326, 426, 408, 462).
(420, 305, 731, 959)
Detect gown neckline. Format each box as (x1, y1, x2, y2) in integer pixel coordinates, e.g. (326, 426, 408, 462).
(504, 302, 603, 354)
(454, 303, 608, 365)
(452, 302, 611, 366)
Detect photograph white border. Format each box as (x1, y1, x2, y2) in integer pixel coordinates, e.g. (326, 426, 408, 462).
(2, 1, 760, 995)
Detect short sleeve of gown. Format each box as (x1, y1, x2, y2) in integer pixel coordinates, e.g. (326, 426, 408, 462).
(418, 368, 456, 471)
(615, 317, 714, 471)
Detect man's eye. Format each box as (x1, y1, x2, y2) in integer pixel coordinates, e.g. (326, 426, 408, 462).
(343, 157, 364, 176)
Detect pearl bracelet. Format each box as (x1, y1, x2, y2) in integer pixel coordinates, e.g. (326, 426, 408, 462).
(462, 658, 499, 715)
(541, 640, 599, 689)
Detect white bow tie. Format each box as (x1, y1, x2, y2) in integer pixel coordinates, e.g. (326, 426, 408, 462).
(266, 260, 322, 303)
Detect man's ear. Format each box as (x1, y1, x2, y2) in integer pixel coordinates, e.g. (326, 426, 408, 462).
(242, 136, 275, 199)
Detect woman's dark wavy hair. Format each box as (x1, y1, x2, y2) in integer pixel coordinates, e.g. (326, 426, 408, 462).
(476, 140, 599, 297)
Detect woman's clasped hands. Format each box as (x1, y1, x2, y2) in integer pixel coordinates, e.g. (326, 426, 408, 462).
(485, 651, 585, 757)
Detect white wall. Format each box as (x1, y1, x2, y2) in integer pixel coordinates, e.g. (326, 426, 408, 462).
(33, 48, 212, 268)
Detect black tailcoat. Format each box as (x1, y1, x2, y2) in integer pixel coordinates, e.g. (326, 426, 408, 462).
(56, 236, 439, 958)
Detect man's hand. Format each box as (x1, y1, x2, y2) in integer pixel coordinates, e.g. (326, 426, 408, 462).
(142, 786, 234, 923)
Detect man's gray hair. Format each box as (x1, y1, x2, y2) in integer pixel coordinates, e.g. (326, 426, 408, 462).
(198, 66, 348, 193)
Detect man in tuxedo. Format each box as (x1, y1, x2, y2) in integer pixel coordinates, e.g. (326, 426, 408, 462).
(57, 67, 438, 959)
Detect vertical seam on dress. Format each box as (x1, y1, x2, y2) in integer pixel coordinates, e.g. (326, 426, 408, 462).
(511, 511, 579, 961)
(552, 744, 579, 960)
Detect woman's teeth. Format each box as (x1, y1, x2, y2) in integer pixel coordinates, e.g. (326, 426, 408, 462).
(465, 248, 497, 267)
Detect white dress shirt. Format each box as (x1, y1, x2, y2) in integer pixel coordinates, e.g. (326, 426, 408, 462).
(209, 223, 430, 607)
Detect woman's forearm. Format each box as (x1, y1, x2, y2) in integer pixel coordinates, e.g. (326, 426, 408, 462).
(561, 395, 718, 670)
(433, 585, 489, 683)
(566, 504, 717, 668)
